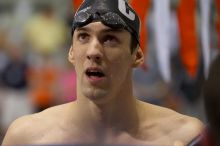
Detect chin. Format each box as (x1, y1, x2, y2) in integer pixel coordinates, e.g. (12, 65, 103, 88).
(83, 87, 109, 102)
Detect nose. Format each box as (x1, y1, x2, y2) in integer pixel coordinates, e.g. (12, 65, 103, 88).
(86, 38, 103, 62)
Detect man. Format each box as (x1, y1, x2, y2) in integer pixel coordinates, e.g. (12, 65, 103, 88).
(202, 55, 220, 146)
(2, 0, 203, 145)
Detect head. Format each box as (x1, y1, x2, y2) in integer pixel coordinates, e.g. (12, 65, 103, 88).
(72, 0, 140, 53)
(69, 0, 144, 103)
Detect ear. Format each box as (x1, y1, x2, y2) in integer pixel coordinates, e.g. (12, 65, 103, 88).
(68, 46, 75, 65)
(132, 47, 144, 68)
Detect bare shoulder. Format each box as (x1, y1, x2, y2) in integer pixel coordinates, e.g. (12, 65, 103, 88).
(170, 113, 204, 144)
(2, 103, 71, 145)
(2, 113, 41, 145)
(137, 100, 204, 144)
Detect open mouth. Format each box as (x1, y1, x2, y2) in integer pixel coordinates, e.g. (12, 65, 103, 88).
(85, 68, 105, 78)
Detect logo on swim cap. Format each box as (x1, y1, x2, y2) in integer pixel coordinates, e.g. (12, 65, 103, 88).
(118, 0, 135, 21)
(72, 0, 140, 45)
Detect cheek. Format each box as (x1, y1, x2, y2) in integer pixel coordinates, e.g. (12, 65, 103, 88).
(73, 44, 86, 62)
(109, 49, 131, 65)
(73, 47, 86, 72)
(108, 52, 131, 79)
(105, 47, 131, 63)
(75, 52, 85, 63)
(112, 56, 129, 71)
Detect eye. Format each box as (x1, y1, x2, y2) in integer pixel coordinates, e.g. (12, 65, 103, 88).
(103, 35, 119, 46)
(77, 33, 90, 43)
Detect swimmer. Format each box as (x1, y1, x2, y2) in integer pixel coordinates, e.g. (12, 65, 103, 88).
(2, 0, 204, 145)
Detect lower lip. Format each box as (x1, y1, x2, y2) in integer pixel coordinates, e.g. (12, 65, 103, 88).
(86, 75, 106, 84)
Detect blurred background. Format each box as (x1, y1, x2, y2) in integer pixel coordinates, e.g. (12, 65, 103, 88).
(0, 0, 219, 143)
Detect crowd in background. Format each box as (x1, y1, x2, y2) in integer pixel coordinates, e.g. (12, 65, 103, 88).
(0, 0, 77, 142)
(0, 0, 217, 143)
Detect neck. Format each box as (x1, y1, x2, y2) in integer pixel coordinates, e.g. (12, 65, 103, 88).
(75, 95, 139, 143)
(73, 79, 140, 139)
(78, 91, 138, 125)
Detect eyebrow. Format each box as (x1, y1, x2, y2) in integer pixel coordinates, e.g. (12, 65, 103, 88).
(76, 26, 125, 34)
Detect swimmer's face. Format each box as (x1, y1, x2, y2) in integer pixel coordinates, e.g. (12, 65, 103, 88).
(69, 22, 143, 102)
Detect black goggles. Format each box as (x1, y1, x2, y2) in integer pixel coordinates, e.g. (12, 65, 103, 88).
(71, 11, 139, 44)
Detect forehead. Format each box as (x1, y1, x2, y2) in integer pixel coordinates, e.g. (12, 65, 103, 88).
(74, 22, 130, 35)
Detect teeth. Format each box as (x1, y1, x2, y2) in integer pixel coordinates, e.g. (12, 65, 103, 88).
(90, 71, 99, 73)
